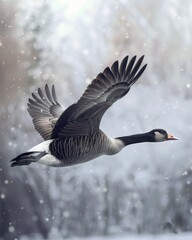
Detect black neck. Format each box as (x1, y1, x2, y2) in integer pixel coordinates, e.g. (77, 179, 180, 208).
(116, 132, 154, 146)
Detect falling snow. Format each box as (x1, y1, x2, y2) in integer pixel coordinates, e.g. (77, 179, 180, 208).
(1, 0, 192, 239)
(1, 194, 5, 199)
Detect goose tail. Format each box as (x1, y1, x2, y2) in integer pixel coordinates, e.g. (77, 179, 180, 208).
(10, 151, 47, 167)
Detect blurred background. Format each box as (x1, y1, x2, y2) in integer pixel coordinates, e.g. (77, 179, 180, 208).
(1, 0, 192, 239)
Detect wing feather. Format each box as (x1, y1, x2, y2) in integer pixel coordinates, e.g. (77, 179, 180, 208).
(120, 55, 128, 77)
(51, 55, 147, 138)
(28, 84, 64, 140)
(111, 60, 120, 80)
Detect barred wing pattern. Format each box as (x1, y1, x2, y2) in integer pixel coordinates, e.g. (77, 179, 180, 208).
(51, 55, 147, 138)
(49, 131, 107, 163)
(28, 84, 64, 140)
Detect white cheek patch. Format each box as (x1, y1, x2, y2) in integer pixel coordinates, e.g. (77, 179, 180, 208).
(154, 132, 165, 142)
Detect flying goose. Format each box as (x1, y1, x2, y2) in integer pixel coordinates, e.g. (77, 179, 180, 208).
(11, 55, 177, 167)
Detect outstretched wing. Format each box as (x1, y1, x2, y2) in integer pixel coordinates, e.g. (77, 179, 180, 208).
(51, 55, 147, 138)
(27, 84, 64, 140)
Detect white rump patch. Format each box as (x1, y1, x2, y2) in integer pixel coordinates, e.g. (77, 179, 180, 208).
(28, 140, 61, 166)
(28, 140, 53, 153)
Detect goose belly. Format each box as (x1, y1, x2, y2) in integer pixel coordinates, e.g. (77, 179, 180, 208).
(49, 134, 107, 166)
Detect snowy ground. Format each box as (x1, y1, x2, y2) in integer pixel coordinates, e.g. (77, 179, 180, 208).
(64, 233, 192, 240)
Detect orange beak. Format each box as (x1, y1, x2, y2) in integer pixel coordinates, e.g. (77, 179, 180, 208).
(167, 133, 178, 141)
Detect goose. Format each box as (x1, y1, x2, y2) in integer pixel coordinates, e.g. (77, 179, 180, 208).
(11, 55, 178, 167)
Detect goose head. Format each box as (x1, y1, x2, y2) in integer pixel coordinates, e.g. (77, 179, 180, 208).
(150, 129, 178, 142)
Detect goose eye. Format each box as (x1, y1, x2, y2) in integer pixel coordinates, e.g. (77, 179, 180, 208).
(159, 130, 165, 134)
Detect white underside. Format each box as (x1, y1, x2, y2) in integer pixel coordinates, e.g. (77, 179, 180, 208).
(38, 154, 60, 166)
(26, 137, 125, 167)
(28, 140, 61, 166)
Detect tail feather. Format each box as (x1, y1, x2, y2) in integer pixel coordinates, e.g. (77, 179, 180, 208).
(10, 151, 47, 167)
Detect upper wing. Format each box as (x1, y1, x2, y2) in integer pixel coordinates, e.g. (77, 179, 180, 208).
(27, 84, 64, 140)
(51, 55, 147, 138)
